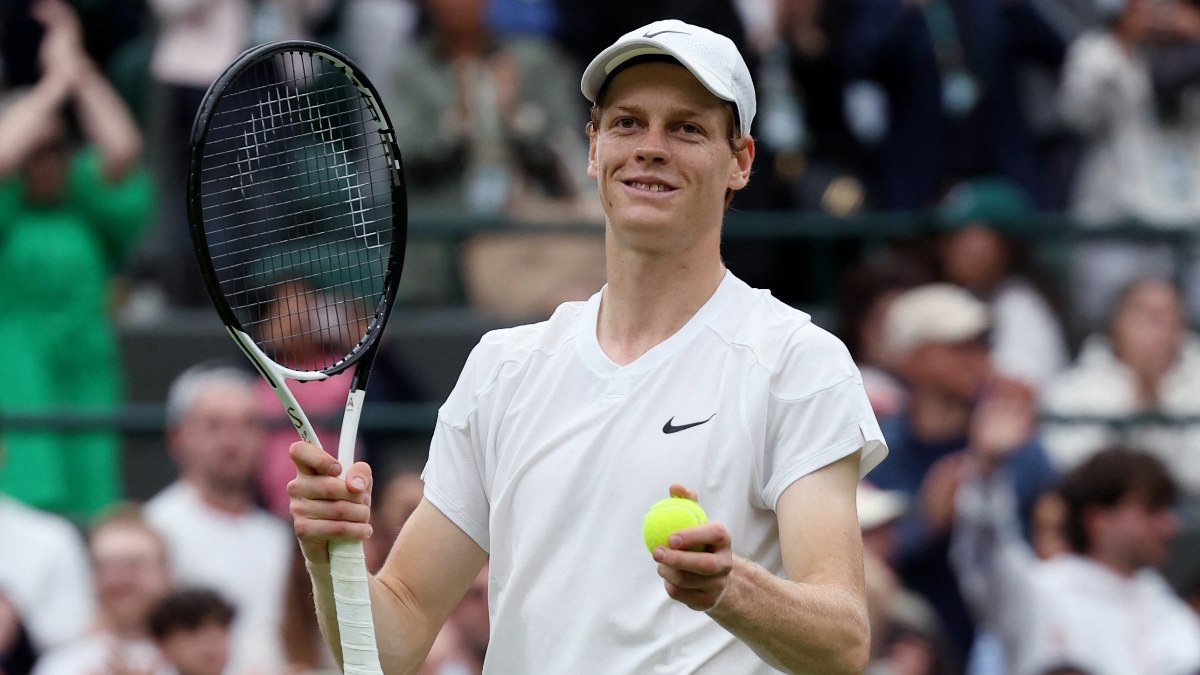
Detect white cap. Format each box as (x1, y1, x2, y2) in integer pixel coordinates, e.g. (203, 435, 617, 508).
(580, 19, 756, 136)
(884, 283, 990, 358)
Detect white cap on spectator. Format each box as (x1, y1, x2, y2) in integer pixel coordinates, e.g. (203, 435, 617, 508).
(884, 283, 989, 358)
(857, 482, 908, 530)
(580, 19, 756, 136)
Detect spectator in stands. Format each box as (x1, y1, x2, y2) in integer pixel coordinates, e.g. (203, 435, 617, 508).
(0, 434, 95, 660)
(776, 0, 872, 213)
(148, 588, 235, 675)
(836, 255, 932, 417)
(141, 0, 251, 307)
(950, 446, 1200, 675)
(934, 178, 1069, 390)
(33, 504, 172, 675)
(0, 0, 153, 520)
(252, 279, 359, 520)
(1059, 0, 1200, 327)
(857, 482, 953, 675)
(869, 283, 1058, 662)
(387, 0, 604, 316)
(335, 0, 420, 106)
(145, 365, 292, 675)
(1041, 277, 1200, 497)
(838, 0, 1064, 211)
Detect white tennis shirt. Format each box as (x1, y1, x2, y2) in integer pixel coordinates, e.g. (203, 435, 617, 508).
(423, 271, 887, 673)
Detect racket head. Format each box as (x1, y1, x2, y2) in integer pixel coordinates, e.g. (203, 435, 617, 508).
(187, 41, 406, 377)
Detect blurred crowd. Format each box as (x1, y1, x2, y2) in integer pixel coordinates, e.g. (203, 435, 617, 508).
(1, 0, 1200, 673)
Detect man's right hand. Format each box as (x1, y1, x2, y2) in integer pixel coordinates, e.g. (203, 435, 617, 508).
(287, 440, 374, 564)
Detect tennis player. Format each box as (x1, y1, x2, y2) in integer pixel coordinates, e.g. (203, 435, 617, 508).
(289, 19, 887, 674)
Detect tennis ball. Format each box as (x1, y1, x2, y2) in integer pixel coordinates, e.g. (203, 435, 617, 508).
(642, 497, 708, 553)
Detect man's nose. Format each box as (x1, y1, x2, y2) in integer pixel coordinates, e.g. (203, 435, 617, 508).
(635, 128, 670, 162)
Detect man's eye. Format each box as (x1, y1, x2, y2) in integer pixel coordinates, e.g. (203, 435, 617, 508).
(616, 118, 635, 128)
(680, 123, 702, 134)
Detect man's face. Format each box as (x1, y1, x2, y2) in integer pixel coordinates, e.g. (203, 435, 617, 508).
(939, 225, 1008, 293)
(91, 523, 171, 630)
(158, 621, 231, 675)
(1111, 279, 1183, 378)
(587, 62, 751, 250)
(1095, 493, 1178, 571)
(170, 382, 265, 494)
(905, 338, 991, 400)
(22, 121, 69, 204)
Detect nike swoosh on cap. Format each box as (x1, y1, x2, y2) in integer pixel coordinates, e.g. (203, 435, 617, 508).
(643, 30, 690, 38)
(662, 413, 717, 434)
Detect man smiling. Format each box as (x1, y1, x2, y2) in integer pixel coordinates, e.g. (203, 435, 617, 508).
(288, 19, 887, 674)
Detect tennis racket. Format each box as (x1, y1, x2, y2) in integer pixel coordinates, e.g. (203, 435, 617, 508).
(187, 41, 405, 674)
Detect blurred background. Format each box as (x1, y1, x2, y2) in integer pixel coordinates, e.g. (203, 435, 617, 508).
(3, 0, 1200, 673)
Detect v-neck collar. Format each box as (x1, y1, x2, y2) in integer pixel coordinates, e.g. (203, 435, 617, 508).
(576, 270, 737, 377)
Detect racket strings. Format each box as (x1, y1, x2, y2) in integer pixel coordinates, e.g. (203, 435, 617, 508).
(198, 49, 395, 373)
(210, 215, 393, 281)
(202, 158, 394, 237)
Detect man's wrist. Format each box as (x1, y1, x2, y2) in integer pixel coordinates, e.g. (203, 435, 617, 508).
(703, 555, 752, 619)
(302, 543, 332, 570)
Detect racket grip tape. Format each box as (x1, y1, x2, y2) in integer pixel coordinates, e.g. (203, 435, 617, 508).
(329, 538, 384, 674)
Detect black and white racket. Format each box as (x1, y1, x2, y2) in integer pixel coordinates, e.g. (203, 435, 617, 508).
(187, 41, 405, 674)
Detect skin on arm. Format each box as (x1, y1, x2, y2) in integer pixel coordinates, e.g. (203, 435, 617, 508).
(653, 452, 870, 675)
(289, 441, 488, 675)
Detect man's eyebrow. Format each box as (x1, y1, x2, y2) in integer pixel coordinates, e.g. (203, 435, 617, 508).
(607, 104, 716, 120)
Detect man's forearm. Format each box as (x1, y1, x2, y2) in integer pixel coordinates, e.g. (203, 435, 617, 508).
(305, 558, 440, 675)
(705, 556, 870, 675)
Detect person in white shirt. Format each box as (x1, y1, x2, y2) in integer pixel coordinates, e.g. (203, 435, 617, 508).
(0, 442, 95, 656)
(33, 504, 172, 675)
(1058, 0, 1200, 328)
(144, 366, 293, 675)
(933, 178, 1069, 391)
(951, 445, 1200, 675)
(288, 19, 887, 674)
(1041, 277, 1200, 497)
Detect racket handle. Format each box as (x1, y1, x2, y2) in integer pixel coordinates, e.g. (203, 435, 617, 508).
(329, 538, 384, 674)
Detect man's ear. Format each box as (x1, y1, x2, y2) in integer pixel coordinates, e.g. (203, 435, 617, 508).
(728, 135, 755, 191)
(587, 132, 599, 180)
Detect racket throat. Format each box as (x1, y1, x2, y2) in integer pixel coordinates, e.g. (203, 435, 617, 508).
(338, 389, 367, 470)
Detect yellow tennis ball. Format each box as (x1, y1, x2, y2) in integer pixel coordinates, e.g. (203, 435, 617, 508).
(642, 497, 708, 553)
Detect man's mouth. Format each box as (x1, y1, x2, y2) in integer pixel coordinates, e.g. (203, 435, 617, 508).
(625, 180, 676, 193)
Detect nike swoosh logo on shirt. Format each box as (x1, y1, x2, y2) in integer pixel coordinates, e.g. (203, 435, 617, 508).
(662, 414, 717, 434)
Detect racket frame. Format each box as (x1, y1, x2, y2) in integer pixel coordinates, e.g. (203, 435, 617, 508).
(187, 40, 406, 675)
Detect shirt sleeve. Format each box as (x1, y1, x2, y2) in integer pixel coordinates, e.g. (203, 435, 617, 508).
(760, 328, 888, 509)
(421, 342, 494, 552)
